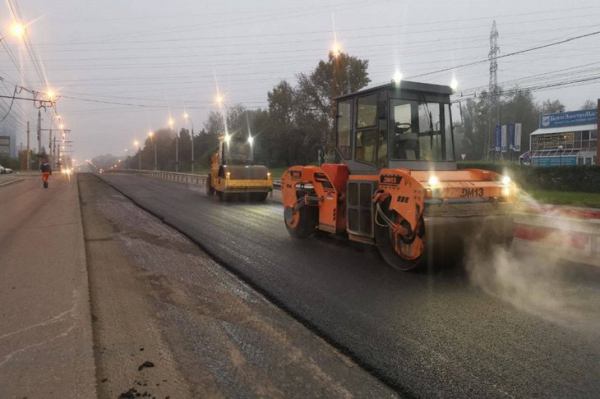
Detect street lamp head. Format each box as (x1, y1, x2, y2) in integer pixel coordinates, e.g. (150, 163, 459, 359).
(184, 113, 189, 119)
(216, 95, 224, 105)
(134, 140, 139, 147)
(10, 23, 25, 38)
(247, 135, 254, 145)
(148, 131, 154, 137)
(169, 118, 174, 127)
(59, 124, 64, 129)
(332, 42, 341, 58)
(450, 78, 459, 92)
(46, 90, 56, 101)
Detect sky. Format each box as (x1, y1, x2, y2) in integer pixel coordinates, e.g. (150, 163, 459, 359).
(0, 0, 599, 162)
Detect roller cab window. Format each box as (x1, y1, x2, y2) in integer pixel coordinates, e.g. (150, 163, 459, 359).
(390, 99, 454, 162)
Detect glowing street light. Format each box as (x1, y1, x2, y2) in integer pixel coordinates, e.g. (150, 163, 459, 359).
(332, 42, 342, 58)
(9, 23, 25, 37)
(450, 78, 459, 92)
(0, 23, 26, 42)
(393, 70, 403, 85)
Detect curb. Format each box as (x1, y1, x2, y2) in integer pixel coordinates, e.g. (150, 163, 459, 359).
(0, 178, 23, 187)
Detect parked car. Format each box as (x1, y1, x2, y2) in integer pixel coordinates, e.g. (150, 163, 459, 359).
(0, 164, 13, 174)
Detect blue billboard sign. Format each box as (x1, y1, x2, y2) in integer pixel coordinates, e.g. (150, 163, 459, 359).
(539, 109, 597, 128)
(532, 156, 577, 166)
(494, 125, 501, 152)
(507, 124, 515, 150)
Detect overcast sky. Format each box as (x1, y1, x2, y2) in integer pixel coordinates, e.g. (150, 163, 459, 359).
(1, 0, 599, 162)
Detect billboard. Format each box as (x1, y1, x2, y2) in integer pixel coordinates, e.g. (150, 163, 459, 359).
(494, 125, 501, 152)
(514, 123, 522, 151)
(496, 124, 521, 152)
(532, 156, 577, 166)
(0, 136, 9, 156)
(539, 109, 597, 128)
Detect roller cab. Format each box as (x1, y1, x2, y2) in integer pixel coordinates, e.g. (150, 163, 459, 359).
(281, 81, 516, 271)
(206, 134, 273, 201)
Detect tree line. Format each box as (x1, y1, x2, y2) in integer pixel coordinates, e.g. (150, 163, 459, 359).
(90, 51, 595, 172)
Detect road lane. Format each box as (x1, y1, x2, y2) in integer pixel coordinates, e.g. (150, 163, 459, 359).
(99, 173, 600, 398)
(0, 174, 96, 398)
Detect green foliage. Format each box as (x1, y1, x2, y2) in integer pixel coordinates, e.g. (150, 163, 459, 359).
(526, 189, 600, 208)
(0, 154, 19, 170)
(458, 162, 600, 193)
(454, 89, 569, 160)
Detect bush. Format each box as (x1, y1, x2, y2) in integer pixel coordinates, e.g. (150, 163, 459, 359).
(0, 155, 19, 170)
(457, 163, 600, 193)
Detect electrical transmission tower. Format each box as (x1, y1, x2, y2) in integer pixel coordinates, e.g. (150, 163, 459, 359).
(484, 20, 500, 161)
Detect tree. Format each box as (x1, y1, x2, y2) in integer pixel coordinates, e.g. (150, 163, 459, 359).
(539, 99, 565, 114)
(296, 51, 370, 149)
(502, 89, 539, 152)
(203, 111, 225, 136)
(581, 99, 597, 110)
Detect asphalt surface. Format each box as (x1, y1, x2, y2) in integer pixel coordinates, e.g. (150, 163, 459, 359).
(99, 173, 600, 398)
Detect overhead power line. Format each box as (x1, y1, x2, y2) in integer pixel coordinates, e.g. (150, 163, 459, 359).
(408, 28, 600, 79)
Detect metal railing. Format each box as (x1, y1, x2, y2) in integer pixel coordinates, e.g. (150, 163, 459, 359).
(106, 169, 207, 185)
(107, 169, 282, 189)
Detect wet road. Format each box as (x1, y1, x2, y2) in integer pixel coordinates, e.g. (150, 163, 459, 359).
(99, 173, 600, 398)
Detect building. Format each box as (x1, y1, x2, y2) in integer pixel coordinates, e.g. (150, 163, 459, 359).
(528, 108, 597, 166)
(0, 136, 11, 158)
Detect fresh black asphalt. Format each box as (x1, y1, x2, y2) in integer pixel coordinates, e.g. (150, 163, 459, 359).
(99, 174, 600, 398)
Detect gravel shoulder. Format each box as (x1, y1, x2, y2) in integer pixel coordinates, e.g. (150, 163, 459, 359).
(79, 173, 397, 398)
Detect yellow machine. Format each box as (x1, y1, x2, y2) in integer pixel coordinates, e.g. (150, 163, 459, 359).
(281, 81, 516, 271)
(206, 133, 273, 201)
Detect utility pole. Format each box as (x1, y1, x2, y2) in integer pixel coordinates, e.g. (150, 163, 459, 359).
(37, 110, 41, 166)
(190, 127, 194, 174)
(484, 21, 500, 161)
(49, 129, 52, 167)
(26, 121, 30, 171)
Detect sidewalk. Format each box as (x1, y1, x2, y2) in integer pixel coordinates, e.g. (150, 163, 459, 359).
(0, 175, 96, 398)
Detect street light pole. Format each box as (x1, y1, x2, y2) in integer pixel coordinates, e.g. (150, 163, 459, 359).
(149, 131, 157, 170)
(185, 113, 194, 174)
(558, 145, 563, 166)
(134, 140, 141, 169)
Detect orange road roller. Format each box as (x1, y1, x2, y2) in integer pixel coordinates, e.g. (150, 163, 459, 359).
(282, 81, 516, 271)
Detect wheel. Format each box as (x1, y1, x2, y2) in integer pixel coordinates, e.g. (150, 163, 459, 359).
(252, 192, 268, 202)
(284, 205, 318, 238)
(217, 191, 232, 202)
(43, 181, 48, 189)
(206, 174, 214, 196)
(374, 200, 425, 272)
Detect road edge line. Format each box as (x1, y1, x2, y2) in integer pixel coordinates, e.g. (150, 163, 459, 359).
(0, 178, 23, 187)
(75, 173, 100, 396)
